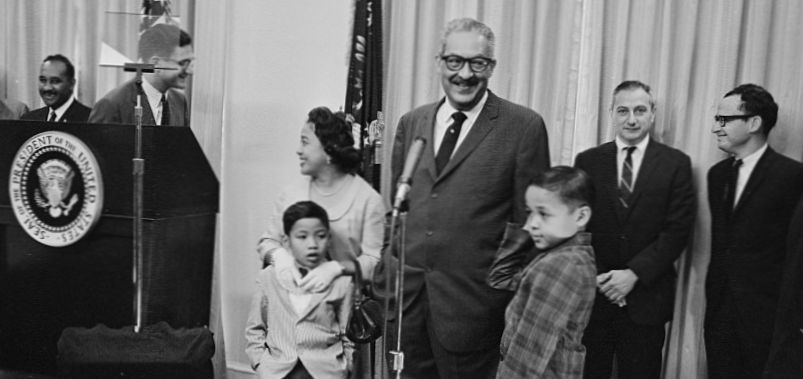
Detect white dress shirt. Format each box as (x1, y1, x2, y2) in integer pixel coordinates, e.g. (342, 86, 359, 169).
(49, 96, 75, 121)
(141, 79, 167, 125)
(434, 90, 489, 157)
(734, 143, 768, 205)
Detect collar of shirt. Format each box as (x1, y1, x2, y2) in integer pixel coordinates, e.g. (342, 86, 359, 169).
(140, 79, 166, 125)
(734, 142, 768, 204)
(50, 96, 75, 121)
(615, 136, 650, 185)
(434, 90, 489, 155)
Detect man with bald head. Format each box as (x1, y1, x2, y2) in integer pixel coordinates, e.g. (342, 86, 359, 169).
(389, 17, 549, 378)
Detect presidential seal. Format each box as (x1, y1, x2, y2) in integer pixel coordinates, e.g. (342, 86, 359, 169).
(9, 131, 104, 247)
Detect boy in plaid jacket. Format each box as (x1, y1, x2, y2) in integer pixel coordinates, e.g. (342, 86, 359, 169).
(489, 166, 597, 378)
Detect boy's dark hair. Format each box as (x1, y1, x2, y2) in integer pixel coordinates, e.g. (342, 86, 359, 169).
(529, 166, 594, 209)
(282, 201, 330, 235)
(307, 106, 362, 174)
(724, 83, 778, 136)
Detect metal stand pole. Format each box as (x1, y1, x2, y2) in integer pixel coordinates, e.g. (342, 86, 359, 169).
(125, 63, 154, 333)
(390, 211, 407, 379)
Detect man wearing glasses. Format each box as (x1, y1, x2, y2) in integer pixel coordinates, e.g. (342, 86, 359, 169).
(705, 83, 803, 378)
(389, 17, 549, 378)
(89, 23, 193, 127)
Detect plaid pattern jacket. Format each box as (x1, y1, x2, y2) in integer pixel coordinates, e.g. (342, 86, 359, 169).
(497, 232, 596, 379)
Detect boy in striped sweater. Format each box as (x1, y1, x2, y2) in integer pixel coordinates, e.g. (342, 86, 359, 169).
(246, 201, 354, 379)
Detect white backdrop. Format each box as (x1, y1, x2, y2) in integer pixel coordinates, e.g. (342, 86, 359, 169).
(205, 1, 353, 377)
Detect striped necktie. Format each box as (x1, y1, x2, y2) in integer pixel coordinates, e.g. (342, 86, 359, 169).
(48, 109, 57, 122)
(619, 146, 636, 207)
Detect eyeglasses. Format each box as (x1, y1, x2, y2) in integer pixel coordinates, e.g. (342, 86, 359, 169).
(439, 55, 496, 73)
(713, 114, 755, 127)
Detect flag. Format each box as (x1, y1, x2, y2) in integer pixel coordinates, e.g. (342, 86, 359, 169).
(345, 0, 383, 189)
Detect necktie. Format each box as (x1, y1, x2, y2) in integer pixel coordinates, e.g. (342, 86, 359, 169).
(160, 94, 170, 126)
(48, 109, 57, 122)
(618, 146, 636, 208)
(726, 158, 743, 211)
(435, 112, 467, 174)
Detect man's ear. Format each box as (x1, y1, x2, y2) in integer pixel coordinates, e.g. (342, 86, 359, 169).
(748, 115, 764, 134)
(576, 205, 592, 228)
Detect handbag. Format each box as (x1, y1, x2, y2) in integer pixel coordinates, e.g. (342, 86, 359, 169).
(346, 258, 384, 344)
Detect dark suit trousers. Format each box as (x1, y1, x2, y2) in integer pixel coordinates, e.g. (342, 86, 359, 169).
(386, 287, 499, 379)
(582, 302, 666, 379)
(705, 287, 771, 379)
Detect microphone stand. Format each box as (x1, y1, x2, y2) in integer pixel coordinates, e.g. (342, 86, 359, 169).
(124, 62, 155, 333)
(381, 202, 408, 379)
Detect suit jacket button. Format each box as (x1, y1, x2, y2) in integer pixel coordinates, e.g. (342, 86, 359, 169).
(431, 193, 438, 198)
(426, 231, 433, 236)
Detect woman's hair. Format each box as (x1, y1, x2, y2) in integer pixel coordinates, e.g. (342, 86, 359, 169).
(307, 106, 362, 174)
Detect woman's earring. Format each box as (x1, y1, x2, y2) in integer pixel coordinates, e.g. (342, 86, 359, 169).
(326, 156, 332, 165)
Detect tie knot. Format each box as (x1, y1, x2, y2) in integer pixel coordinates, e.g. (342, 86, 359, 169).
(732, 158, 743, 168)
(624, 146, 636, 157)
(451, 112, 467, 124)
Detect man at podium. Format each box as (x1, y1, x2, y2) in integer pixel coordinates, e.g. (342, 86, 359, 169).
(21, 54, 91, 123)
(89, 23, 193, 127)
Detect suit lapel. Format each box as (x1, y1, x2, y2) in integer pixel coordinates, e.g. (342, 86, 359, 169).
(128, 81, 156, 125)
(733, 148, 775, 215)
(597, 143, 626, 223)
(60, 102, 75, 123)
(436, 93, 498, 181)
(416, 100, 442, 183)
(297, 287, 331, 321)
(625, 141, 661, 216)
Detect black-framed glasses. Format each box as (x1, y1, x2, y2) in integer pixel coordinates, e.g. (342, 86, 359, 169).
(714, 114, 755, 127)
(439, 55, 496, 73)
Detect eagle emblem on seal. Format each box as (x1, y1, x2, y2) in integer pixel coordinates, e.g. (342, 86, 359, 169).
(34, 159, 79, 218)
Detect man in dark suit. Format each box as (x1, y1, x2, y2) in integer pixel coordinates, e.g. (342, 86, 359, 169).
(89, 23, 192, 127)
(764, 195, 803, 378)
(20, 54, 90, 123)
(575, 80, 695, 379)
(389, 18, 550, 379)
(705, 83, 803, 379)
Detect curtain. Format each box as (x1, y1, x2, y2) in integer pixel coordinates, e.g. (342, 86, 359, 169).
(383, 1, 803, 378)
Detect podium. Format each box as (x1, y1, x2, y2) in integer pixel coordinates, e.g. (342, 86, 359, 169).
(0, 120, 219, 375)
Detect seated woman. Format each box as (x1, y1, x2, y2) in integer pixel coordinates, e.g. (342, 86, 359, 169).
(257, 106, 385, 291)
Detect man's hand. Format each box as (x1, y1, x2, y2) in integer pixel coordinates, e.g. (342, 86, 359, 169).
(299, 261, 344, 292)
(597, 269, 638, 306)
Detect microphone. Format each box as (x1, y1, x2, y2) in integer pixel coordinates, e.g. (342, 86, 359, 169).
(393, 137, 427, 210)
